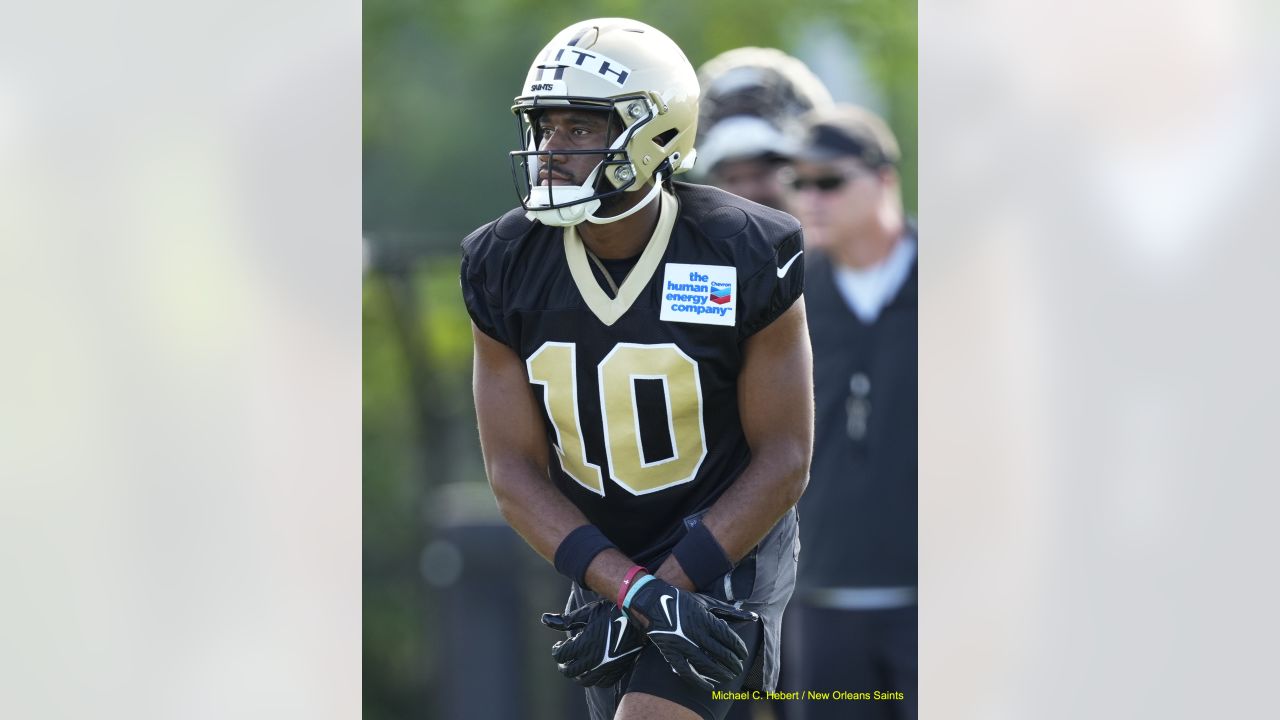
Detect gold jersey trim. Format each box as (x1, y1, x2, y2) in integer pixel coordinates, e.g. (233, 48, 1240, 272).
(563, 189, 677, 326)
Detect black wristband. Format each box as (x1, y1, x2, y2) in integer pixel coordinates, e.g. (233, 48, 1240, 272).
(554, 525, 616, 587)
(670, 521, 733, 591)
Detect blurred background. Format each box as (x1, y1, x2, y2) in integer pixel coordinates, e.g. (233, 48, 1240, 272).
(362, 1, 915, 718)
(7, 1, 1278, 719)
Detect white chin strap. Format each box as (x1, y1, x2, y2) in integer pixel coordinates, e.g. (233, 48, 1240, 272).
(526, 167, 667, 228)
(585, 175, 663, 225)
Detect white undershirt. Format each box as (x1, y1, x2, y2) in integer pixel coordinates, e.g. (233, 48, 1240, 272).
(833, 235, 916, 323)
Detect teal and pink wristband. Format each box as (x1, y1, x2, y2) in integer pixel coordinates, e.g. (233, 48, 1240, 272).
(622, 574, 657, 610)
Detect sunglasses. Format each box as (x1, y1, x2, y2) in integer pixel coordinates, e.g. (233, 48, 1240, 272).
(783, 170, 864, 193)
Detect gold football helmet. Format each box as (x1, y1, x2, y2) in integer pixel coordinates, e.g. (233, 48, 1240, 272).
(511, 18, 700, 226)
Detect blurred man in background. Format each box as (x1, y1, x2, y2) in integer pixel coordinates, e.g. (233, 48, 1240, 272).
(694, 48, 832, 211)
(783, 105, 917, 720)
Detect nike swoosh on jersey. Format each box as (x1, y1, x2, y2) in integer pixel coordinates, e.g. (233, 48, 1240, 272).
(777, 250, 804, 278)
(660, 594, 675, 626)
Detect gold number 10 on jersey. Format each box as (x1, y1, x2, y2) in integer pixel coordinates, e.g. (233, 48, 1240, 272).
(526, 341, 708, 496)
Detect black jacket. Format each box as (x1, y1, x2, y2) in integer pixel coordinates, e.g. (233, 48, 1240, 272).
(797, 228, 917, 589)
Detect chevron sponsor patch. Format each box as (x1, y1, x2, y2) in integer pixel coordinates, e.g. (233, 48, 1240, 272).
(659, 263, 737, 326)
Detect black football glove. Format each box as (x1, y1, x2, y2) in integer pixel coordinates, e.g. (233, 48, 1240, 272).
(625, 578, 759, 690)
(541, 599, 644, 687)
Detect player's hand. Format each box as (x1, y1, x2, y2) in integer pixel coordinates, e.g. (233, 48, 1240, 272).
(625, 577, 758, 690)
(541, 600, 644, 687)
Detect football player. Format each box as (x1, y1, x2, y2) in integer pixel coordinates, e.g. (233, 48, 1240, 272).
(461, 17, 814, 720)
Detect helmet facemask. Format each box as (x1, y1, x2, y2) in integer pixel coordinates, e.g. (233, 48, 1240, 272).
(511, 94, 679, 227)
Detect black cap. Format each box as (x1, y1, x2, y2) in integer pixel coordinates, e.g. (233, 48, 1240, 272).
(793, 104, 899, 168)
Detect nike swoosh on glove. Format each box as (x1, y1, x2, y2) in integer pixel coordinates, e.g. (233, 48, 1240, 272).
(626, 578, 759, 690)
(541, 599, 644, 687)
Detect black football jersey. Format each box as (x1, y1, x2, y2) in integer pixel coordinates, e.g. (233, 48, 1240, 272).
(461, 182, 804, 565)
